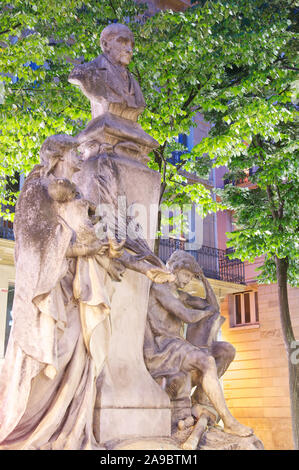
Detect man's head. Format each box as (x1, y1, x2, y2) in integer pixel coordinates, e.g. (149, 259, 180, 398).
(100, 23, 134, 66)
(166, 250, 201, 289)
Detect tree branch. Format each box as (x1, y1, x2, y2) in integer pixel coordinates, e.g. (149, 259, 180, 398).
(182, 84, 201, 111)
(281, 66, 299, 72)
(266, 185, 279, 220)
(275, 184, 284, 219)
(0, 23, 22, 36)
(108, 0, 118, 18)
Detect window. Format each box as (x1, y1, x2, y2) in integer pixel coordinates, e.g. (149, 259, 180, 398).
(168, 131, 194, 166)
(0, 172, 24, 241)
(230, 291, 259, 327)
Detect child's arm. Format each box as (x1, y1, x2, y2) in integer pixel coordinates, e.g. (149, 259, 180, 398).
(153, 284, 215, 324)
(177, 290, 211, 310)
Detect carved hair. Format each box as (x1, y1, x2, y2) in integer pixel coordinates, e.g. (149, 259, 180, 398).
(40, 134, 77, 176)
(166, 250, 201, 275)
(100, 23, 134, 52)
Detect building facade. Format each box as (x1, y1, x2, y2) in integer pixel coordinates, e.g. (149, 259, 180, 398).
(215, 172, 299, 450)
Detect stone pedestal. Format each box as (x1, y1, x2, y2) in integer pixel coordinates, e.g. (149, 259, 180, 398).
(76, 154, 171, 444)
(94, 262, 171, 443)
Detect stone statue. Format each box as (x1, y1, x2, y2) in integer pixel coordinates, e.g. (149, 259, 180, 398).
(0, 24, 174, 448)
(69, 23, 157, 165)
(144, 250, 253, 438)
(0, 22, 263, 450)
(182, 268, 236, 409)
(0, 134, 172, 450)
(69, 23, 145, 120)
(0, 134, 114, 449)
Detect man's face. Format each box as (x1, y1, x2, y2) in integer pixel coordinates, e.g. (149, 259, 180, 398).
(104, 33, 134, 66)
(175, 269, 194, 289)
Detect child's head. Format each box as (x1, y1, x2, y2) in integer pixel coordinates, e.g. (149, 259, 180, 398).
(166, 250, 201, 289)
(78, 140, 101, 160)
(40, 134, 78, 176)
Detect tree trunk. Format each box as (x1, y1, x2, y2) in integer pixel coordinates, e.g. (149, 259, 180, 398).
(276, 256, 299, 449)
(154, 208, 161, 256)
(154, 179, 167, 257)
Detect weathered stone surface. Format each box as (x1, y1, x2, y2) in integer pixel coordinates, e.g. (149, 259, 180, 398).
(0, 22, 264, 451)
(75, 112, 158, 165)
(0, 135, 112, 450)
(69, 23, 159, 168)
(199, 426, 264, 450)
(0, 23, 172, 450)
(68, 24, 145, 121)
(69, 23, 172, 443)
(172, 424, 264, 450)
(107, 437, 180, 450)
(86, 155, 171, 443)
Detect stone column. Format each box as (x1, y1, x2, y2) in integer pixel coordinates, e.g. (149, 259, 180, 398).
(68, 23, 172, 445)
(91, 156, 171, 443)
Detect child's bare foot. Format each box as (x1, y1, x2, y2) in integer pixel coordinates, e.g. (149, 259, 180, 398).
(223, 418, 253, 437)
(178, 416, 195, 431)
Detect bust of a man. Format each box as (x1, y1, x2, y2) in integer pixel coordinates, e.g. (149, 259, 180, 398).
(69, 23, 145, 120)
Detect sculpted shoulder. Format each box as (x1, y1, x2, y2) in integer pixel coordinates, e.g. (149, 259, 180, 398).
(150, 282, 172, 299)
(68, 55, 109, 97)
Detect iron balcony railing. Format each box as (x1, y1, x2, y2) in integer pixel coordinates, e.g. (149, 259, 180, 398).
(0, 221, 245, 284)
(159, 238, 245, 285)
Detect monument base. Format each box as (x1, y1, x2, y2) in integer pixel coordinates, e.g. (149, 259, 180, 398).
(75, 154, 173, 444)
(105, 436, 181, 450)
(94, 407, 171, 444)
(172, 424, 264, 451)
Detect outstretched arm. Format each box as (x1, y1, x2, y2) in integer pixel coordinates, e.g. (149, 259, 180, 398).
(118, 251, 175, 284)
(153, 284, 215, 324)
(66, 239, 106, 257)
(179, 289, 218, 313)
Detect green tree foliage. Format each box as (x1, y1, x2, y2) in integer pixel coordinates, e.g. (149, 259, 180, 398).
(2, 0, 295, 227)
(0, 0, 218, 226)
(0, 0, 146, 213)
(193, 1, 298, 284)
(1, 0, 298, 448)
(0, 0, 297, 237)
(192, 0, 298, 448)
(0, 0, 297, 261)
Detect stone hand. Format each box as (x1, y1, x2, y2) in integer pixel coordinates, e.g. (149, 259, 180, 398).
(177, 290, 190, 302)
(146, 268, 176, 284)
(195, 266, 204, 279)
(107, 259, 126, 282)
(204, 308, 218, 318)
(106, 238, 126, 258)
